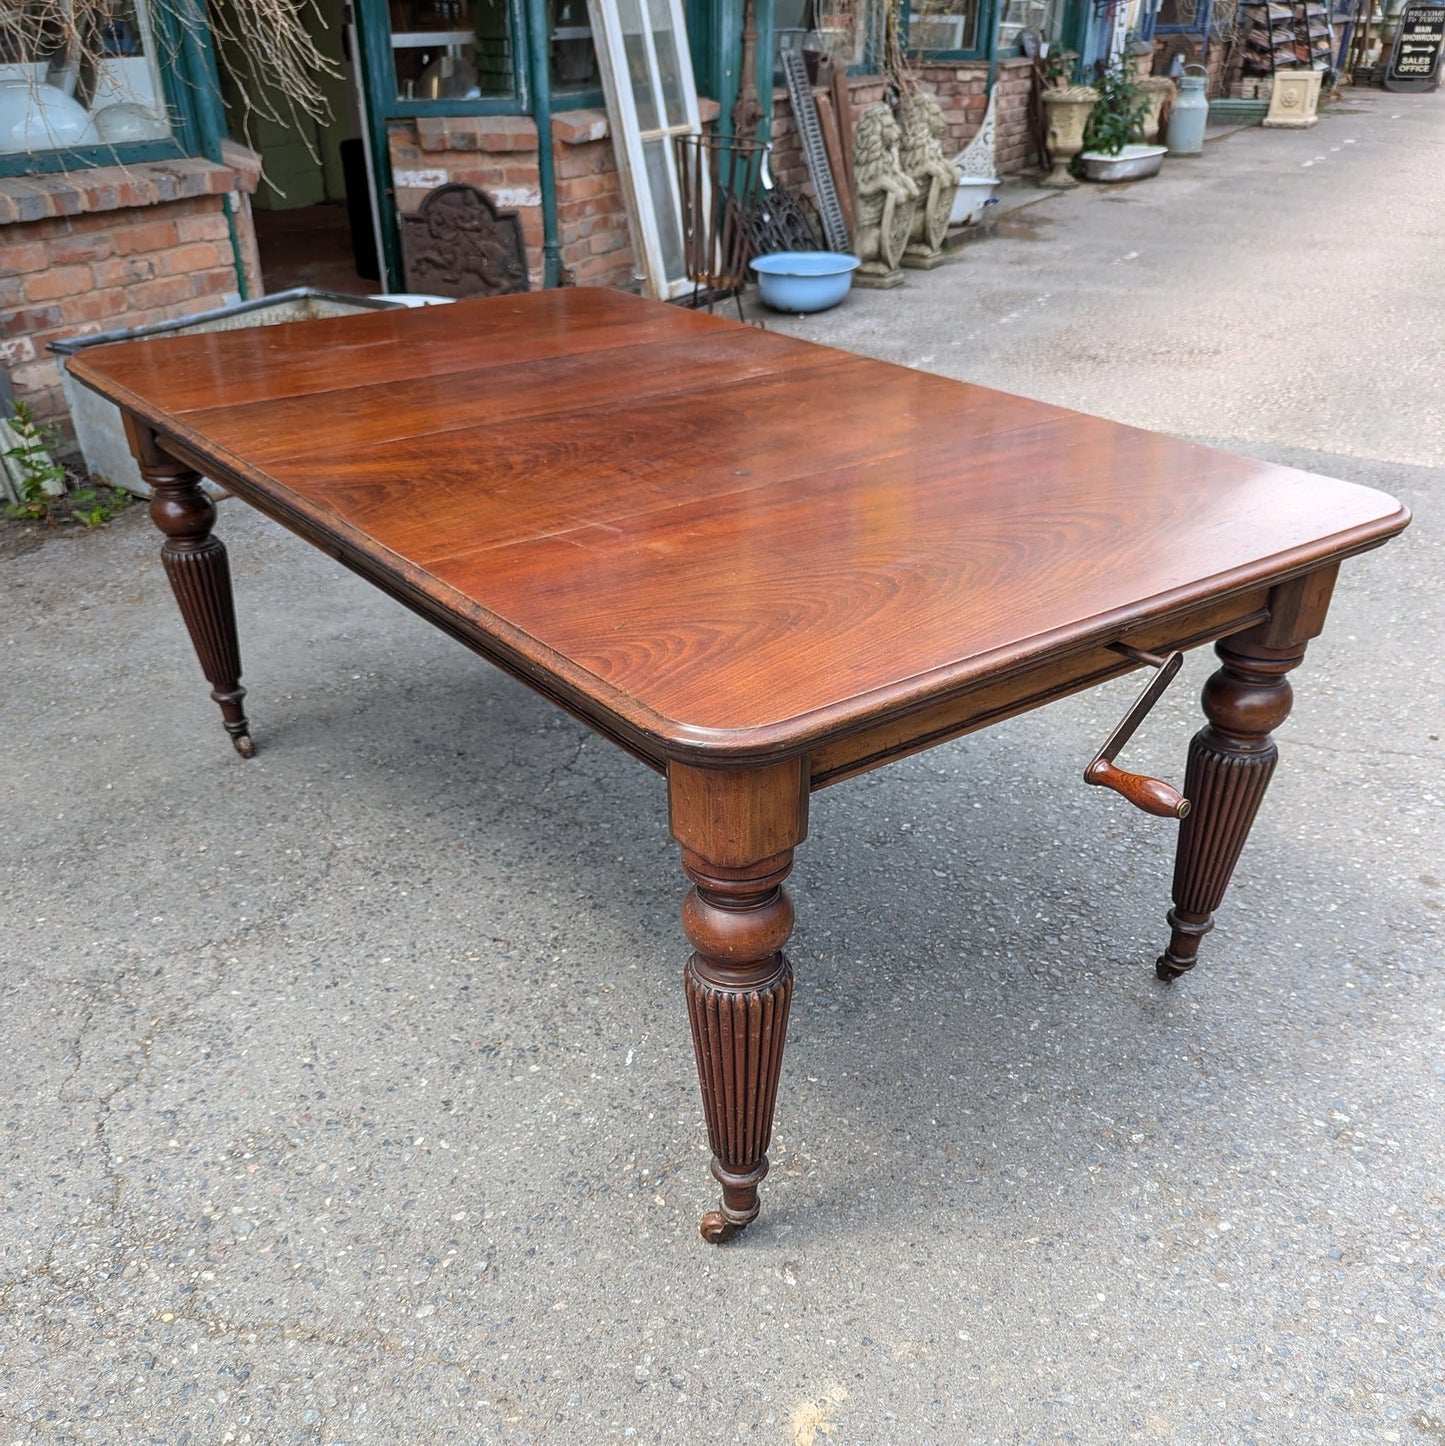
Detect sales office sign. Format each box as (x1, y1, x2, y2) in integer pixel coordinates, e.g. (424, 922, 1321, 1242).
(1385, 1, 1444, 89)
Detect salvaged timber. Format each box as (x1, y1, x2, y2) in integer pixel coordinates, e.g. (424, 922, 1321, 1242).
(68, 290, 1410, 1243)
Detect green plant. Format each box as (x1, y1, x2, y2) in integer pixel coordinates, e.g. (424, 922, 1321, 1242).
(2, 402, 131, 529)
(1042, 48, 1080, 88)
(3, 401, 67, 524)
(69, 484, 132, 528)
(1081, 46, 1149, 157)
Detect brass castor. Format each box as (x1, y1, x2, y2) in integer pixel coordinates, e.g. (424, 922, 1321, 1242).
(699, 1209, 754, 1244)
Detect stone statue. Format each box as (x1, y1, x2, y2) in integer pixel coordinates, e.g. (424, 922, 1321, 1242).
(852, 103, 920, 290)
(899, 91, 961, 268)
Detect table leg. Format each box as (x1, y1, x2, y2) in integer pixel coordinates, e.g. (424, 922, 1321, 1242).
(669, 759, 809, 1243)
(1157, 570, 1337, 980)
(133, 425, 252, 758)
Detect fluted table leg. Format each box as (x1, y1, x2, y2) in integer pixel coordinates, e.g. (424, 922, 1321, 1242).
(132, 424, 252, 757)
(1157, 569, 1338, 980)
(669, 759, 809, 1243)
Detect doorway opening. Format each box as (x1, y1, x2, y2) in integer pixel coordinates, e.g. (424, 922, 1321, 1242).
(214, 0, 381, 296)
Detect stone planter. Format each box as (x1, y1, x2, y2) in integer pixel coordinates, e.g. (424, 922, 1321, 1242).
(1041, 87, 1098, 187)
(1263, 69, 1324, 127)
(1137, 77, 1177, 144)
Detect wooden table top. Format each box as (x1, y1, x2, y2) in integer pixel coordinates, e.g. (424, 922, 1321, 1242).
(71, 288, 1409, 761)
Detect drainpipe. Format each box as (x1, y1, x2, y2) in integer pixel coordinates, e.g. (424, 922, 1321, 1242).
(526, 0, 564, 288)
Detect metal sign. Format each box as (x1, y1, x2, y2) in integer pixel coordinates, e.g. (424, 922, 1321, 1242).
(1385, 1, 1445, 89)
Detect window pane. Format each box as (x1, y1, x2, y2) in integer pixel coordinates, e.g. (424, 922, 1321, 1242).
(386, 0, 514, 103)
(1157, 0, 1202, 24)
(0, 0, 173, 155)
(777, 0, 867, 71)
(646, 0, 686, 129)
(910, 0, 981, 53)
(550, 0, 599, 92)
(642, 135, 683, 277)
(996, 0, 1067, 52)
(617, 0, 661, 132)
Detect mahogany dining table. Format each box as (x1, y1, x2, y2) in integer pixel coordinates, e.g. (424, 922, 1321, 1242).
(67, 287, 1410, 1243)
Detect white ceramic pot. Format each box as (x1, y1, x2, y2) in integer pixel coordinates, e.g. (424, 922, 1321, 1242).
(0, 80, 99, 155)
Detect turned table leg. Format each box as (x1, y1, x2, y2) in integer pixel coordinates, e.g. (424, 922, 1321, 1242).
(1157, 569, 1337, 980)
(131, 423, 252, 757)
(669, 758, 809, 1243)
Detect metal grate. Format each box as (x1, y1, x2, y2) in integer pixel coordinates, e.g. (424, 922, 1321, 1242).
(781, 49, 851, 254)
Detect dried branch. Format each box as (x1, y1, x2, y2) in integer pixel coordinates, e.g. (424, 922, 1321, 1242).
(205, 0, 341, 162)
(882, 0, 920, 100)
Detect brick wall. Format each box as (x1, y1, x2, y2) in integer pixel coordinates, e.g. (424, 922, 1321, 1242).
(768, 56, 1039, 219)
(552, 111, 637, 289)
(912, 56, 1036, 171)
(1, 156, 258, 440)
(987, 57, 1038, 175)
(388, 107, 636, 290)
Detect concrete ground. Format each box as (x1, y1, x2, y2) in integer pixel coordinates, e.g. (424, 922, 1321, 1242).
(2, 90, 1442, 1445)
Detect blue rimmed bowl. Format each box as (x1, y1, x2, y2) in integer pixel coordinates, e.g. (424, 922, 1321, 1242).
(750, 251, 861, 314)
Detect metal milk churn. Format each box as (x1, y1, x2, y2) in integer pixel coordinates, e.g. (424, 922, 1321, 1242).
(1166, 65, 1210, 155)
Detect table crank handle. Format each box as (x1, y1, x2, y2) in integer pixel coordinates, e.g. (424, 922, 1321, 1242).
(1084, 757, 1190, 818)
(1082, 645, 1192, 821)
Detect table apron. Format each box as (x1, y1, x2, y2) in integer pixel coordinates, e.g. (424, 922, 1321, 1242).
(808, 591, 1274, 789)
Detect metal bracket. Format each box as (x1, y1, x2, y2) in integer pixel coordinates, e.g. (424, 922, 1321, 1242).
(1083, 644, 1191, 820)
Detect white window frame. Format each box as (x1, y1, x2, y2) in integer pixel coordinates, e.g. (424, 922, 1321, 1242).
(587, 0, 702, 301)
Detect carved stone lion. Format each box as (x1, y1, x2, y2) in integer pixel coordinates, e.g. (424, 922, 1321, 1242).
(899, 91, 961, 263)
(853, 103, 920, 287)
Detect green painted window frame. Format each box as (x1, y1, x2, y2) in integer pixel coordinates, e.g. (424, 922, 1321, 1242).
(0, 0, 227, 177)
(356, 0, 531, 118)
(552, 84, 604, 108)
(354, 0, 604, 119)
(770, 0, 996, 78)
